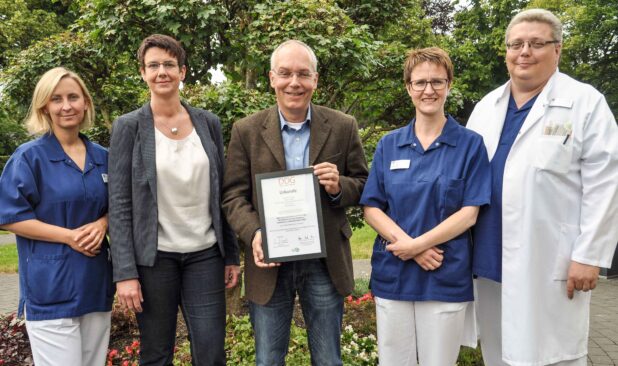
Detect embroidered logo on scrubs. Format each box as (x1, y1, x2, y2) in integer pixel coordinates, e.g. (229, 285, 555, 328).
(390, 160, 410, 170)
(101, 173, 108, 183)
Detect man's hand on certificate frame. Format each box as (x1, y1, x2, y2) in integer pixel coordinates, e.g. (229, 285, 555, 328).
(252, 230, 281, 268)
(313, 162, 341, 195)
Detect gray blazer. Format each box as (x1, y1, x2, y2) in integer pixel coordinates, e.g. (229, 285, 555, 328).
(108, 102, 239, 282)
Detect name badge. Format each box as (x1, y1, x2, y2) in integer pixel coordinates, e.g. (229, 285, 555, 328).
(390, 160, 410, 170)
(101, 173, 108, 183)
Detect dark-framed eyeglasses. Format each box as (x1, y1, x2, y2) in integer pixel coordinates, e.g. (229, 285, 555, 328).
(407, 78, 449, 91)
(506, 39, 560, 51)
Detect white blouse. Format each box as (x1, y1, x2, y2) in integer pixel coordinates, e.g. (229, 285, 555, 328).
(154, 127, 216, 253)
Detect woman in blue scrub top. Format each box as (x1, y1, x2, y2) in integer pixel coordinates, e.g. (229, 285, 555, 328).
(0, 67, 113, 366)
(360, 47, 491, 366)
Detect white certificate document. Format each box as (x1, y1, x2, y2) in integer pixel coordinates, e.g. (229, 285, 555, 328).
(256, 168, 326, 262)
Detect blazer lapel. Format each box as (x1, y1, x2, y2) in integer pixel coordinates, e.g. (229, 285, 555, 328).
(260, 107, 286, 170)
(309, 105, 331, 165)
(188, 104, 220, 204)
(137, 103, 158, 201)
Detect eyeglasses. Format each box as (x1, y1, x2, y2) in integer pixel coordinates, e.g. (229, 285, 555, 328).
(407, 78, 449, 91)
(506, 39, 560, 51)
(272, 70, 315, 80)
(145, 61, 179, 71)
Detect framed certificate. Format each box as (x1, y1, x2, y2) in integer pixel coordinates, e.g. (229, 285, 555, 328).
(255, 168, 327, 263)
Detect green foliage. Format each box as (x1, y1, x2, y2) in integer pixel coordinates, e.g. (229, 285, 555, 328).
(0, 32, 145, 126)
(227, 0, 381, 110)
(225, 315, 378, 365)
(448, 0, 527, 119)
(76, 0, 236, 84)
(0, 0, 64, 67)
(182, 82, 275, 145)
(0, 106, 29, 156)
(83, 125, 111, 148)
(0, 156, 7, 176)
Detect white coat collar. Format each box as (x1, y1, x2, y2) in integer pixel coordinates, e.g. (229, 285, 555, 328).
(514, 69, 560, 142)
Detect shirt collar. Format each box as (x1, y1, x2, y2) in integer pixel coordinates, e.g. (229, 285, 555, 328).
(279, 107, 312, 131)
(397, 115, 460, 148)
(42, 132, 105, 165)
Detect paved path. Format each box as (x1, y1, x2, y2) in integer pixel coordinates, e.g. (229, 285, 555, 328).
(0, 257, 616, 365)
(0, 232, 16, 245)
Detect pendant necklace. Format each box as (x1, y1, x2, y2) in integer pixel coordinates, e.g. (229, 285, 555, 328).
(157, 119, 179, 135)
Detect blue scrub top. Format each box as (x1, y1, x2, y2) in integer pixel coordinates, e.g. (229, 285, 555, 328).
(360, 116, 491, 302)
(0, 133, 114, 320)
(472, 94, 538, 282)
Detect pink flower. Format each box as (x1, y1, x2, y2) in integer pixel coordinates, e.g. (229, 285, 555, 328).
(108, 349, 119, 358)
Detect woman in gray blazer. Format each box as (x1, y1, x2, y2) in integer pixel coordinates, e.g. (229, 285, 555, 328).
(108, 34, 240, 366)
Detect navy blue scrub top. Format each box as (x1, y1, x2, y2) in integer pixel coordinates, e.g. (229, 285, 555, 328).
(360, 116, 491, 302)
(472, 94, 538, 283)
(0, 133, 113, 320)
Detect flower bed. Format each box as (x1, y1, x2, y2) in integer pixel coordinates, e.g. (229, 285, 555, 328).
(1, 292, 482, 365)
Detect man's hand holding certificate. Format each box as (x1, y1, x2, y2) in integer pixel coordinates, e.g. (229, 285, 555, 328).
(255, 168, 327, 263)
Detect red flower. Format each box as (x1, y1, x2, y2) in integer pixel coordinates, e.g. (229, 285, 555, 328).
(122, 361, 130, 366)
(125, 345, 133, 355)
(131, 340, 140, 349)
(108, 349, 119, 358)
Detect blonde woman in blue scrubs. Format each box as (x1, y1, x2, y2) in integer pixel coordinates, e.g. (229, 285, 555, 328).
(360, 47, 491, 366)
(0, 67, 113, 366)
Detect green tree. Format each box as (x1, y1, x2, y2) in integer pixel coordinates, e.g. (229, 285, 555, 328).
(1, 32, 144, 126)
(0, 0, 65, 67)
(448, 0, 528, 121)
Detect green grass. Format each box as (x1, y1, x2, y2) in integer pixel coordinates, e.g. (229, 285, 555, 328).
(350, 222, 376, 260)
(0, 244, 18, 273)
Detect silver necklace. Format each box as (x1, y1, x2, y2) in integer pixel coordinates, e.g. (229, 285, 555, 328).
(157, 119, 179, 135)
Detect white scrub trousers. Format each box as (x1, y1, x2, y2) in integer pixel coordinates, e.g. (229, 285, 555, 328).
(375, 297, 469, 366)
(25, 311, 111, 366)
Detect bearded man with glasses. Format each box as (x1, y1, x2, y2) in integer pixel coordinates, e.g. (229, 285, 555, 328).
(467, 8, 618, 366)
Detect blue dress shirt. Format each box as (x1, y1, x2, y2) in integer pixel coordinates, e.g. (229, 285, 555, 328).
(0, 133, 114, 320)
(279, 109, 311, 170)
(360, 116, 491, 302)
(472, 94, 538, 282)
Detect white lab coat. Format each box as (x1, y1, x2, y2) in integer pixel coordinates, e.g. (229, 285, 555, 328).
(467, 70, 618, 366)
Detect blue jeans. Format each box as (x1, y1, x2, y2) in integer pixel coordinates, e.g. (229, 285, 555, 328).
(250, 259, 344, 366)
(136, 246, 225, 366)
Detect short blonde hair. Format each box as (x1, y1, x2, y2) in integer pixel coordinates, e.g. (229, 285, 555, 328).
(25, 67, 95, 135)
(506, 9, 563, 44)
(403, 47, 454, 84)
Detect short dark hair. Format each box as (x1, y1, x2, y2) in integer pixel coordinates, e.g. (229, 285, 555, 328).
(137, 34, 186, 68)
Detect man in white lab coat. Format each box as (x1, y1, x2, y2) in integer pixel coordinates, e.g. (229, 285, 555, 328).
(467, 8, 618, 366)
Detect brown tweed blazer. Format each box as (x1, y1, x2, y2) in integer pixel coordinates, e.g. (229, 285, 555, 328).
(222, 104, 368, 305)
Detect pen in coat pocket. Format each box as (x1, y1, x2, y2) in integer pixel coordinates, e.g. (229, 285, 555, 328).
(563, 134, 570, 145)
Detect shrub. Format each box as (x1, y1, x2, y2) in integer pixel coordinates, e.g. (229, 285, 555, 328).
(0, 313, 32, 366)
